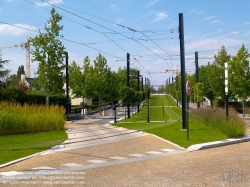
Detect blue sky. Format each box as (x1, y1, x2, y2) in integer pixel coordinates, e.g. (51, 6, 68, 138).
(1, 0, 250, 87)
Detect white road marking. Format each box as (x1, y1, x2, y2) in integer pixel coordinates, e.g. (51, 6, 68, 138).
(146, 151, 162, 155)
(62, 163, 83, 167)
(0, 171, 24, 176)
(109, 157, 127, 160)
(87, 160, 107, 164)
(129, 154, 146, 157)
(162, 149, 176, 152)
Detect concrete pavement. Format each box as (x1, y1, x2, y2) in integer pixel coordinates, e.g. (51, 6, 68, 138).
(0, 107, 250, 186)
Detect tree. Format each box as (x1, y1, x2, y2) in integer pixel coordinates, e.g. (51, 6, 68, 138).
(69, 57, 92, 117)
(29, 8, 66, 106)
(229, 44, 250, 117)
(89, 54, 112, 111)
(5, 74, 19, 88)
(207, 46, 231, 100)
(199, 65, 215, 107)
(105, 71, 120, 105)
(193, 83, 204, 105)
(117, 67, 139, 91)
(119, 86, 135, 106)
(0, 51, 10, 83)
(17, 65, 25, 77)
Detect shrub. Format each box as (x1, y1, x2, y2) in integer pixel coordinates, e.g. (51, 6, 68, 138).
(0, 102, 65, 136)
(190, 107, 246, 138)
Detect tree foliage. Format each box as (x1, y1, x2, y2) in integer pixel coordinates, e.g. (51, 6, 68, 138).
(29, 8, 66, 106)
(229, 44, 250, 117)
(207, 46, 231, 99)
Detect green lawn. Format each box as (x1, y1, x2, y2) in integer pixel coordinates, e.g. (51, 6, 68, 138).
(114, 95, 227, 148)
(0, 130, 67, 165)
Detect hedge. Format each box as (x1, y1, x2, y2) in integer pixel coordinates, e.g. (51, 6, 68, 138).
(2, 88, 66, 106)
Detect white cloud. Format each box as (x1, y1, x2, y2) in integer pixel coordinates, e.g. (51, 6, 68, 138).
(211, 20, 220, 24)
(204, 16, 217, 20)
(6, 0, 13, 2)
(110, 4, 118, 9)
(189, 9, 203, 15)
(231, 31, 240, 35)
(0, 8, 2, 10)
(35, 0, 63, 7)
(185, 38, 243, 51)
(217, 29, 223, 33)
(153, 12, 168, 22)
(0, 23, 38, 36)
(197, 11, 203, 15)
(245, 22, 250, 25)
(146, 0, 159, 7)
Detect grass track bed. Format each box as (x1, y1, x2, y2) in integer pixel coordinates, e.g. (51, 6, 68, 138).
(113, 95, 232, 148)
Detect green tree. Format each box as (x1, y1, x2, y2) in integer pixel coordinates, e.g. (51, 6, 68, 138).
(193, 83, 204, 104)
(105, 71, 120, 105)
(207, 46, 231, 100)
(17, 65, 25, 77)
(199, 65, 215, 107)
(119, 86, 135, 106)
(117, 67, 139, 91)
(29, 8, 66, 106)
(5, 74, 19, 88)
(69, 57, 92, 117)
(0, 51, 10, 83)
(229, 44, 250, 117)
(90, 54, 112, 111)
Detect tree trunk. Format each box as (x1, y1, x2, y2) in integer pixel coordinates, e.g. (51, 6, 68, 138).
(46, 93, 49, 107)
(210, 99, 213, 108)
(99, 96, 102, 114)
(82, 97, 85, 119)
(243, 97, 245, 118)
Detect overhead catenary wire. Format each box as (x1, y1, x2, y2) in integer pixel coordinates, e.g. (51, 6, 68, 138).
(25, 0, 157, 81)
(39, 0, 174, 74)
(0, 21, 123, 60)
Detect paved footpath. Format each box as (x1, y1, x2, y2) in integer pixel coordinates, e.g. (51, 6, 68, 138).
(0, 108, 250, 186)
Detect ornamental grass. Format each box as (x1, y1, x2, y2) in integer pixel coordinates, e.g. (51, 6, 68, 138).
(190, 107, 246, 138)
(0, 102, 65, 136)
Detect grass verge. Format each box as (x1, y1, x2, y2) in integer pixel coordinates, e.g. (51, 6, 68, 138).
(0, 130, 67, 165)
(113, 95, 239, 148)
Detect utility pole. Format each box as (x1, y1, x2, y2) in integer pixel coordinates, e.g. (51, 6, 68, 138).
(127, 53, 130, 119)
(179, 13, 187, 130)
(137, 70, 140, 113)
(165, 80, 167, 95)
(195, 51, 200, 108)
(176, 75, 178, 106)
(141, 76, 143, 92)
(65, 52, 70, 120)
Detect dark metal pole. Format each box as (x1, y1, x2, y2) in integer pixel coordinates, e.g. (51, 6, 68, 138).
(226, 94, 228, 120)
(142, 76, 143, 92)
(137, 71, 140, 113)
(195, 51, 200, 108)
(147, 90, 150, 123)
(176, 75, 178, 106)
(168, 77, 170, 95)
(179, 13, 187, 130)
(165, 80, 167, 95)
(65, 52, 70, 119)
(114, 106, 117, 123)
(127, 53, 130, 119)
(172, 77, 173, 88)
